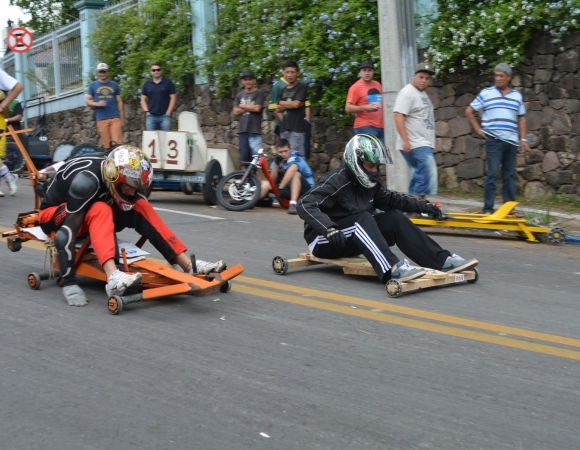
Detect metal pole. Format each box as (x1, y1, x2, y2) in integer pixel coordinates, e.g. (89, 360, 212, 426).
(377, 0, 417, 192)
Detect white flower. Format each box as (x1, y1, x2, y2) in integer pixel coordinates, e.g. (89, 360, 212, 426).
(496, 28, 504, 33)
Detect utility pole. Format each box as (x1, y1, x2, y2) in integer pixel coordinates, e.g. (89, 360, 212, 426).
(377, 0, 417, 192)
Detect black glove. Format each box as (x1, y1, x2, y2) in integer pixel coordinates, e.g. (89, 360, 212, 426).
(424, 203, 443, 220)
(274, 155, 283, 165)
(326, 227, 347, 248)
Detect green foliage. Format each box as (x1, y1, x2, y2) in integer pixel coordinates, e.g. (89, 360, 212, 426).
(205, 0, 380, 125)
(421, 0, 580, 75)
(10, 0, 79, 35)
(88, 0, 195, 100)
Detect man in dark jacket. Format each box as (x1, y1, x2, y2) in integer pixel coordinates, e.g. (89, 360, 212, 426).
(297, 134, 478, 283)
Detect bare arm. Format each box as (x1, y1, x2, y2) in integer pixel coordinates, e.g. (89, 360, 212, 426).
(278, 99, 303, 109)
(0, 82, 23, 115)
(345, 102, 376, 114)
(394, 112, 411, 154)
(278, 164, 298, 189)
(166, 93, 177, 116)
(518, 115, 530, 152)
(85, 94, 106, 108)
(140, 94, 149, 113)
(464, 106, 486, 138)
(305, 107, 311, 122)
(116, 95, 125, 125)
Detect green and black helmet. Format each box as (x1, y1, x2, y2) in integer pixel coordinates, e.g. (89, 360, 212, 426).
(343, 134, 392, 188)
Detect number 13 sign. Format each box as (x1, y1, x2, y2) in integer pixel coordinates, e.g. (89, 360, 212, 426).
(142, 131, 189, 170)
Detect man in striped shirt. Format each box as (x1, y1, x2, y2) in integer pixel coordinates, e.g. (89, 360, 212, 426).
(465, 63, 530, 214)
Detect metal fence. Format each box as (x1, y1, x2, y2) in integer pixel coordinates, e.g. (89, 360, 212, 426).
(2, 53, 16, 78)
(24, 21, 83, 99)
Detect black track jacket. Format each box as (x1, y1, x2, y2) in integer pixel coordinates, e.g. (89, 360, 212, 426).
(297, 165, 431, 244)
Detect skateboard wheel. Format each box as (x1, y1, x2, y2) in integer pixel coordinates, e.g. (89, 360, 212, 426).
(220, 280, 232, 293)
(28, 272, 41, 290)
(108, 295, 123, 315)
(272, 256, 288, 275)
(386, 279, 403, 298)
(467, 267, 479, 284)
(548, 227, 565, 244)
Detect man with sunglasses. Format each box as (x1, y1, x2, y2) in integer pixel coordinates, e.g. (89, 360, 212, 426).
(140, 62, 176, 131)
(86, 63, 125, 150)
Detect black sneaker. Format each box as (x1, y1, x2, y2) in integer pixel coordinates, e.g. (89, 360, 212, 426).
(287, 203, 297, 215)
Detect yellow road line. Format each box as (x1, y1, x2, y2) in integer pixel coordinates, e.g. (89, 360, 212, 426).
(3, 226, 579, 357)
(236, 275, 580, 349)
(233, 284, 580, 361)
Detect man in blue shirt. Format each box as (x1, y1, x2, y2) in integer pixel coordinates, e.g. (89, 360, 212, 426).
(259, 138, 314, 214)
(86, 63, 125, 150)
(140, 62, 176, 131)
(465, 63, 530, 214)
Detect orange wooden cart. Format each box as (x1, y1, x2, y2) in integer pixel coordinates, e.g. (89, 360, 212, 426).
(1, 125, 244, 314)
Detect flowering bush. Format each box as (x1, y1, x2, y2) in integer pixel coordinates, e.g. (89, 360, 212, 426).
(205, 0, 380, 125)
(422, 0, 580, 75)
(88, 0, 196, 100)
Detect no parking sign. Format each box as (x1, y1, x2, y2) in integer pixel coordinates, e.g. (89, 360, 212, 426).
(7, 27, 34, 54)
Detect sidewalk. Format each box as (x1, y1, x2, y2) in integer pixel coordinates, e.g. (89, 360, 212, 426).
(434, 194, 580, 244)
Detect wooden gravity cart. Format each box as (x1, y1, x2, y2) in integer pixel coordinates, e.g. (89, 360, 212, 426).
(1, 124, 244, 314)
(409, 201, 565, 244)
(272, 253, 478, 298)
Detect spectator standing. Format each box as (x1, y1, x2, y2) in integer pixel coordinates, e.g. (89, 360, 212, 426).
(393, 62, 437, 199)
(465, 63, 530, 215)
(233, 70, 265, 164)
(86, 63, 125, 150)
(274, 61, 308, 157)
(140, 62, 176, 131)
(268, 64, 312, 158)
(0, 69, 23, 197)
(5, 94, 23, 131)
(345, 60, 384, 142)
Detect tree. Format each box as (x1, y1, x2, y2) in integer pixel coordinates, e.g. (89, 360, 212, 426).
(10, 0, 79, 36)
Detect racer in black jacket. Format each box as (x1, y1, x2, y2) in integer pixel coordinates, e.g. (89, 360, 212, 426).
(297, 134, 478, 283)
(39, 145, 226, 307)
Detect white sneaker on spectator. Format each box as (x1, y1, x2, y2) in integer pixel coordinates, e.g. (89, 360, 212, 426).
(195, 260, 226, 275)
(8, 174, 17, 196)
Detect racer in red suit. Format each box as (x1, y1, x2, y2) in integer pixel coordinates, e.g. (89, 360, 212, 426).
(39, 145, 225, 306)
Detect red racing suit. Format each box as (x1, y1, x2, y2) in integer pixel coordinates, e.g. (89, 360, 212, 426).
(39, 156, 186, 286)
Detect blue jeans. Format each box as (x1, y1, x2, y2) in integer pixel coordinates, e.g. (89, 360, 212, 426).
(238, 132, 262, 163)
(484, 138, 518, 212)
(400, 146, 438, 196)
(146, 114, 172, 131)
(354, 126, 385, 144)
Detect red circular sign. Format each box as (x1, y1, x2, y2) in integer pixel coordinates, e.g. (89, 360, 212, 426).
(7, 27, 34, 54)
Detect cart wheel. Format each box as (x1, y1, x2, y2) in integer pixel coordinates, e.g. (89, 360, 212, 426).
(203, 159, 223, 206)
(220, 280, 232, 293)
(107, 296, 123, 315)
(272, 256, 288, 275)
(28, 272, 41, 290)
(467, 267, 479, 284)
(386, 279, 403, 298)
(181, 183, 195, 195)
(548, 226, 565, 244)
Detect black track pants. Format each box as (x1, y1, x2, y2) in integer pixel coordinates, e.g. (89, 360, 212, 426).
(309, 210, 450, 283)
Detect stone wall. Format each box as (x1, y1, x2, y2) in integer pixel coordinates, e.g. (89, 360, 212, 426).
(30, 30, 580, 197)
(31, 82, 353, 180)
(429, 31, 580, 199)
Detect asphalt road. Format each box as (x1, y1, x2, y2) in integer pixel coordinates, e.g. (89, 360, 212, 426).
(1, 181, 580, 450)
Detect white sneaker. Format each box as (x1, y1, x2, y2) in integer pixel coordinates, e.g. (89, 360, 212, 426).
(195, 259, 226, 275)
(0, 190, 4, 197)
(105, 269, 142, 297)
(63, 284, 89, 306)
(8, 174, 17, 196)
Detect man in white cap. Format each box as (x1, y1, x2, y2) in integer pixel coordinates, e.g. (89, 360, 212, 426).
(394, 62, 437, 200)
(86, 63, 125, 150)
